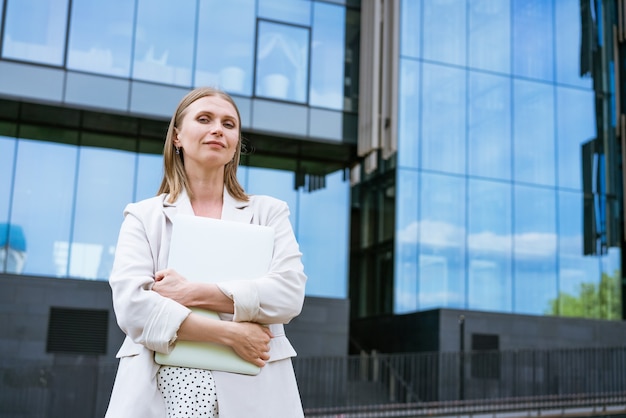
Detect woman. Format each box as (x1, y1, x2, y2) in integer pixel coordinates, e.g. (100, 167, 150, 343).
(105, 87, 307, 417)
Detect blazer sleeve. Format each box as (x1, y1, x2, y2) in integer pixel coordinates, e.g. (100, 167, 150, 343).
(109, 203, 191, 354)
(218, 199, 307, 324)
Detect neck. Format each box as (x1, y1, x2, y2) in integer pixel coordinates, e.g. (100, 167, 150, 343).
(186, 169, 225, 218)
(189, 188, 223, 218)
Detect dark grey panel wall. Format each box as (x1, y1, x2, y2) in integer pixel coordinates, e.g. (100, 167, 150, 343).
(0, 275, 350, 362)
(0, 275, 122, 418)
(351, 308, 626, 355)
(285, 296, 350, 357)
(438, 309, 626, 353)
(0, 275, 122, 361)
(0, 274, 350, 417)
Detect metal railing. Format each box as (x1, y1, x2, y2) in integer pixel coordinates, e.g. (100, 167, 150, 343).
(293, 347, 626, 416)
(2, 347, 626, 417)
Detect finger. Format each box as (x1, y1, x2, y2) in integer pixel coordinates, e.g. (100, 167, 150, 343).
(154, 270, 167, 281)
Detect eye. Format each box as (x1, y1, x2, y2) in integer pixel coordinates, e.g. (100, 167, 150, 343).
(224, 121, 236, 129)
(198, 116, 210, 123)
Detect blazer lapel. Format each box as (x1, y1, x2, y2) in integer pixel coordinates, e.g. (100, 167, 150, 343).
(162, 188, 194, 222)
(221, 188, 253, 224)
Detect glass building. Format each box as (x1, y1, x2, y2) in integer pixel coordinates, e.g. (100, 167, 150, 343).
(0, 0, 623, 352)
(349, 0, 623, 321)
(0, 0, 357, 300)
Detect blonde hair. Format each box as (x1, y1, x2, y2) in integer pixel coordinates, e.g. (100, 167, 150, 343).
(157, 87, 248, 203)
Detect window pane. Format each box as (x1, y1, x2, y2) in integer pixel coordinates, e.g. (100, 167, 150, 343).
(71, 147, 134, 280)
(11, 140, 77, 277)
(398, 58, 420, 169)
(246, 167, 298, 229)
(2, 0, 69, 65)
(418, 172, 466, 310)
(135, 153, 162, 202)
(468, 179, 512, 312)
(400, 0, 421, 58)
(258, 0, 311, 26)
(513, 80, 555, 185)
(468, 71, 511, 180)
(601, 247, 622, 320)
(309, 2, 345, 110)
(468, 0, 510, 73)
(555, 0, 592, 88)
(557, 87, 595, 190)
(298, 170, 349, 298)
(422, 0, 466, 66)
(132, 0, 195, 86)
(0, 137, 15, 220)
(514, 185, 557, 315)
(512, 0, 554, 81)
(557, 190, 602, 316)
(0, 137, 18, 273)
(67, 0, 135, 76)
(244, 166, 351, 299)
(422, 63, 465, 174)
(195, 0, 256, 95)
(255, 21, 310, 103)
(395, 169, 419, 313)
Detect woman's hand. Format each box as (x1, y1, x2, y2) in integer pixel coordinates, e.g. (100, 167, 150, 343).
(225, 322, 273, 367)
(153, 269, 235, 313)
(153, 269, 195, 306)
(176, 311, 272, 367)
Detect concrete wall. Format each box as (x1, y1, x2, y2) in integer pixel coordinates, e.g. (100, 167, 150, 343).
(0, 275, 122, 362)
(286, 296, 350, 357)
(351, 308, 626, 354)
(0, 274, 350, 417)
(0, 274, 350, 362)
(439, 308, 626, 352)
(0, 275, 121, 418)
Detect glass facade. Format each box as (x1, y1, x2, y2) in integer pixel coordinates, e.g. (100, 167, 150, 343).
(393, 0, 621, 318)
(0, 0, 353, 299)
(0, 132, 349, 298)
(2, 0, 69, 65)
(0, 0, 352, 112)
(0, 0, 621, 322)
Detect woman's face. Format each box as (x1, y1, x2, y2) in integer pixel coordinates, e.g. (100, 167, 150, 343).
(174, 95, 240, 171)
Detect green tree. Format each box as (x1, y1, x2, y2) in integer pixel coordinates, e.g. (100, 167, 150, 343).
(546, 271, 622, 320)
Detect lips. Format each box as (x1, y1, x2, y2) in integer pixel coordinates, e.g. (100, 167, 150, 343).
(202, 141, 226, 147)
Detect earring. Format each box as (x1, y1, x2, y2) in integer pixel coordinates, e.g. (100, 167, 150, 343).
(175, 147, 180, 155)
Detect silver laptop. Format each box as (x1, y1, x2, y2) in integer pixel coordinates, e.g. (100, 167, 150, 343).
(155, 214, 275, 375)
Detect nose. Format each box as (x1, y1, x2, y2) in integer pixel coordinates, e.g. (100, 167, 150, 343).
(210, 121, 223, 136)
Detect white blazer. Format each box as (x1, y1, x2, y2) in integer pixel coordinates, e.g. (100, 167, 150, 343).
(105, 188, 307, 418)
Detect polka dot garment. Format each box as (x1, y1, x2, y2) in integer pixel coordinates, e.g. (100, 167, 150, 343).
(157, 366, 219, 417)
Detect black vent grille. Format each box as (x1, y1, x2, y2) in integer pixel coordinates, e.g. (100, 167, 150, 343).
(471, 333, 499, 351)
(46, 307, 109, 355)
